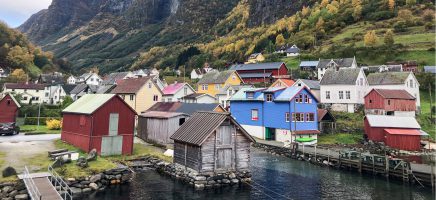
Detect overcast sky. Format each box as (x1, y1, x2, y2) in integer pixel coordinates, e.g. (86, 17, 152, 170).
(0, 0, 52, 28)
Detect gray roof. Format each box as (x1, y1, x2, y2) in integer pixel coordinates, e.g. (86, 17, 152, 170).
(367, 72, 410, 85)
(296, 79, 320, 89)
(96, 85, 116, 94)
(424, 66, 436, 74)
(229, 62, 284, 71)
(62, 84, 77, 95)
(147, 102, 222, 115)
(363, 65, 402, 72)
(140, 111, 188, 119)
(197, 70, 236, 84)
(300, 61, 319, 67)
(217, 85, 253, 95)
(102, 72, 130, 85)
(320, 68, 362, 85)
(285, 46, 300, 53)
(317, 58, 355, 69)
(70, 84, 89, 94)
(365, 115, 420, 129)
(170, 112, 255, 146)
(239, 72, 272, 78)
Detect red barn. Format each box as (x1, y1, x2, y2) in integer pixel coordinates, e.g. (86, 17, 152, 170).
(364, 89, 416, 117)
(229, 62, 288, 83)
(364, 115, 426, 151)
(0, 93, 21, 123)
(61, 94, 136, 156)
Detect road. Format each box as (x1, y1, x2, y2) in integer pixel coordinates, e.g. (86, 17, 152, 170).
(0, 133, 60, 142)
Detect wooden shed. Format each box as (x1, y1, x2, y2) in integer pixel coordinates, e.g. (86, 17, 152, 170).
(317, 109, 336, 133)
(364, 89, 416, 117)
(364, 115, 426, 151)
(0, 93, 21, 123)
(170, 112, 255, 173)
(61, 94, 136, 156)
(138, 111, 189, 145)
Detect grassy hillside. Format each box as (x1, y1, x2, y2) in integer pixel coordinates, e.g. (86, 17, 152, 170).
(418, 89, 435, 140)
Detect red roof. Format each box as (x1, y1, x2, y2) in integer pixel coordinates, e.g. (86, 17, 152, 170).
(372, 89, 415, 100)
(111, 77, 152, 94)
(294, 130, 320, 135)
(162, 83, 185, 95)
(4, 83, 45, 90)
(384, 129, 423, 136)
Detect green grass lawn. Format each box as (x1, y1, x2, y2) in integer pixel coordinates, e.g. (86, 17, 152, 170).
(418, 89, 435, 140)
(280, 57, 301, 70)
(318, 133, 362, 145)
(108, 143, 172, 163)
(20, 125, 61, 135)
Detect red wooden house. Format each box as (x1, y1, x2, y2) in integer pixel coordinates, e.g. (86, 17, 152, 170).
(364, 115, 426, 151)
(61, 94, 136, 156)
(364, 89, 416, 117)
(0, 93, 21, 123)
(229, 62, 288, 83)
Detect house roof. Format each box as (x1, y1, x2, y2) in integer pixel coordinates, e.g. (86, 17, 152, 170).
(0, 93, 21, 108)
(111, 76, 153, 94)
(285, 46, 300, 53)
(317, 109, 335, 122)
(70, 84, 89, 94)
(229, 62, 284, 71)
(275, 86, 317, 102)
(183, 93, 215, 100)
(365, 115, 420, 129)
(424, 66, 436, 73)
(197, 70, 237, 84)
(366, 72, 411, 85)
(320, 68, 362, 85)
(39, 73, 64, 84)
(230, 88, 265, 101)
(239, 72, 272, 78)
(4, 83, 45, 90)
(363, 65, 403, 72)
(294, 130, 320, 135)
(384, 129, 425, 136)
(296, 79, 320, 89)
(62, 94, 135, 115)
(370, 89, 415, 100)
(299, 61, 319, 67)
(162, 83, 186, 95)
(96, 85, 116, 94)
(272, 79, 295, 87)
(146, 102, 223, 115)
(140, 111, 188, 119)
(216, 85, 253, 95)
(248, 53, 262, 59)
(317, 58, 355, 69)
(62, 84, 77, 95)
(170, 112, 255, 146)
(102, 72, 130, 85)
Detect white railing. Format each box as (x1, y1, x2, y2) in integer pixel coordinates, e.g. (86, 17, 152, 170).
(23, 166, 42, 200)
(48, 163, 73, 200)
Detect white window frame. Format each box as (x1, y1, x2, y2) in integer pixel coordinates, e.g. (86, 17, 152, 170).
(339, 91, 344, 99)
(266, 94, 273, 102)
(251, 109, 259, 121)
(346, 91, 351, 99)
(326, 91, 330, 99)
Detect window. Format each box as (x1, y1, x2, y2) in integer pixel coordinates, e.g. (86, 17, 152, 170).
(91, 78, 94, 81)
(296, 94, 303, 103)
(23, 97, 28, 100)
(306, 113, 315, 121)
(153, 95, 158, 102)
(266, 94, 273, 102)
(251, 109, 259, 121)
(45, 93, 49, 97)
(215, 84, 221, 90)
(369, 100, 372, 103)
(202, 84, 208, 90)
(184, 88, 188, 95)
(298, 83, 302, 86)
(232, 75, 236, 80)
(326, 91, 330, 99)
(80, 115, 86, 126)
(360, 78, 363, 86)
(247, 92, 254, 99)
(285, 112, 290, 122)
(130, 95, 134, 101)
(409, 80, 413, 88)
(12, 89, 15, 92)
(168, 98, 172, 102)
(148, 82, 152, 88)
(122, 95, 125, 100)
(388, 100, 391, 105)
(339, 91, 344, 99)
(24, 89, 27, 92)
(304, 94, 310, 103)
(346, 91, 351, 99)
(7, 100, 11, 105)
(292, 113, 304, 122)
(179, 118, 186, 126)
(36, 90, 39, 92)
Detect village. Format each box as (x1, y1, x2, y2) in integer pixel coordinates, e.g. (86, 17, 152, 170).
(0, 50, 435, 199)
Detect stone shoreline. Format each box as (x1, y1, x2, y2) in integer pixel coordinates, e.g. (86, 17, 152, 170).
(129, 156, 252, 190)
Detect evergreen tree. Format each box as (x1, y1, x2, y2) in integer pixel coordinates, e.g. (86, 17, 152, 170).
(384, 29, 394, 46)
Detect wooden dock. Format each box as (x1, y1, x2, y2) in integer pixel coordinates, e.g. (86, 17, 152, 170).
(32, 177, 63, 200)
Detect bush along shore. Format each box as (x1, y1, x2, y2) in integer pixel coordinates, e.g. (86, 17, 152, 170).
(129, 156, 252, 190)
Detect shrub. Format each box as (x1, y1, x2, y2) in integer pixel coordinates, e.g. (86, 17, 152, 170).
(424, 22, 434, 30)
(393, 21, 407, 32)
(24, 117, 62, 125)
(422, 9, 435, 22)
(46, 119, 62, 130)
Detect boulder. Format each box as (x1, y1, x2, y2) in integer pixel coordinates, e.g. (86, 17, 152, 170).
(86, 149, 97, 161)
(231, 179, 239, 184)
(8, 190, 17, 197)
(228, 172, 236, 179)
(2, 167, 16, 178)
(194, 184, 204, 190)
(194, 176, 206, 181)
(14, 194, 28, 200)
(70, 187, 82, 196)
(222, 179, 230, 184)
(89, 183, 99, 190)
(82, 188, 92, 193)
(2, 186, 12, 193)
(76, 157, 88, 168)
(90, 174, 102, 183)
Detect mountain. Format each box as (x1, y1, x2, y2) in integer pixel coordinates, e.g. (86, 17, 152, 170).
(18, 0, 435, 75)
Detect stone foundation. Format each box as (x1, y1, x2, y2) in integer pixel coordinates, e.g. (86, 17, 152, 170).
(0, 181, 29, 200)
(130, 157, 252, 190)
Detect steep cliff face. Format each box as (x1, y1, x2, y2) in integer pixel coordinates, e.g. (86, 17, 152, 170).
(247, 0, 314, 26)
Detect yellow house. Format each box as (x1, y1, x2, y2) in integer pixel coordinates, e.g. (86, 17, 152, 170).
(111, 76, 163, 113)
(245, 53, 265, 64)
(197, 70, 243, 97)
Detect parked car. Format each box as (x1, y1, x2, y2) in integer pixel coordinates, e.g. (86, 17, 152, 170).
(0, 122, 19, 136)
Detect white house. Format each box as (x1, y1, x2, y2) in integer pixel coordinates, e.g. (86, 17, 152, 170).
(2, 83, 46, 104)
(76, 72, 102, 86)
(292, 79, 321, 100)
(67, 75, 77, 84)
(320, 68, 368, 113)
(43, 84, 67, 105)
(367, 72, 420, 110)
(0, 67, 9, 79)
(181, 93, 217, 104)
(285, 44, 300, 57)
(162, 82, 195, 102)
(317, 57, 357, 80)
(216, 85, 253, 109)
(190, 65, 217, 80)
(132, 69, 146, 77)
(101, 72, 134, 85)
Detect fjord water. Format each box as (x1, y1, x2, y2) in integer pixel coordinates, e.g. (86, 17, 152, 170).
(84, 149, 433, 200)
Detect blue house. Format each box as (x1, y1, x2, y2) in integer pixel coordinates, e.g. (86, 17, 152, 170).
(230, 86, 320, 144)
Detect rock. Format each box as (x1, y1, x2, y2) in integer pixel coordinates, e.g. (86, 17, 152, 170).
(86, 149, 97, 161)
(2, 167, 16, 178)
(207, 180, 216, 185)
(2, 186, 12, 193)
(17, 190, 27, 195)
(89, 183, 99, 190)
(323, 160, 329, 165)
(228, 172, 236, 179)
(82, 188, 92, 193)
(222, 179, 230, 184)
(121, 174, 131, 182)
(76, 156, 88, 168)
(110, 180, 118, 185)
(14, 194, 28, 200)
(231, 179, 239, 184)
(90, 174, 102, 183)
(194, 184, 204, 190)
(70, 187, 82, 196)
(67, 178, 76, 182)
(8, 190, 17, 197)
(194, 176, 206, 181)
(3, 197, 13, 200)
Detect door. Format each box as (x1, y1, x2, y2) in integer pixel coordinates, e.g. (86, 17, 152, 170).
(265, 128, 276, 140)
(109, 113, 119, 136)
(101, 136, 123, 156)
(217, 149, 232, 169)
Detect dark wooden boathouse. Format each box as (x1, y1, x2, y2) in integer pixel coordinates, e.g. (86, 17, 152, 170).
(0, 93, 21, 123)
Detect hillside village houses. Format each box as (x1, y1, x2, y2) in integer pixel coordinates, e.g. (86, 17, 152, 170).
(0, 67, 10, 79)
(76, 72, 102, 85)
(230, 86, 320, 144)
(197, 70, 243, 97)
(320, 68, 368, 113)
(245, 53, 265, 64)
(3, 83, 46, 104)
(190, 63, 216, 79)
(293, 79, 321, 100)
(284, 44, 300, 57)
(317, 57, 357, 80)
(366, 72, 420, 110)
(70, 84, 98, 101)
(230, 62, 288, 84)
(101, 72, 134, 85)
(111, 76, 162, 113)
(216, 85, 253, 109)
(181, 93, 217, 104)
(269, 78, 295, 88)
(423, 66, 436, 74)
(161, 82, 195, 102)
(364, 89, 416, 117)
(387, 60, 418, 73)
(67, 75, 76, 84)
(362, 64, 403, 73)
